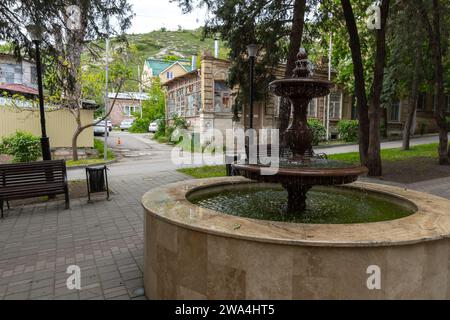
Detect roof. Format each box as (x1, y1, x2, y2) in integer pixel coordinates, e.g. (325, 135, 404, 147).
(145, 58, 192, 76)
(107, 92, 149, 100)
(162, 69, 201, 87)
(0, 83, 38, 96)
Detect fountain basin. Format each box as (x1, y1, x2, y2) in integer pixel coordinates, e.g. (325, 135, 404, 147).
(233, 163, 369, 186)
(142, 177, 450, 299)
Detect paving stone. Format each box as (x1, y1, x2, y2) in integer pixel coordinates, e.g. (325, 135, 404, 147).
(0, 171, 186, 300)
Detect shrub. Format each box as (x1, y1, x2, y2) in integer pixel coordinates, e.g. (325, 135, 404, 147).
(337, 120, 359, 142)
(0, 131, 42, 162)
(154, 119, 166, 139)
(418, 122, 427, 136)
(307, 119, 326, 146)
(129, 118, 150, 133)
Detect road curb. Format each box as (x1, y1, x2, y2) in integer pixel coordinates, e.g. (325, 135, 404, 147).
(67, 159, 118, 170)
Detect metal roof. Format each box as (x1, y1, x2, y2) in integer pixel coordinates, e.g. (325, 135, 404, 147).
(107, 92, 149, 100)
(145, 58, 192, 75)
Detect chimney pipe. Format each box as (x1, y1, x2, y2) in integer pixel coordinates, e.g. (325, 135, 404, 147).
(214, 37, 219, 59)
(191, 55, 197, 70)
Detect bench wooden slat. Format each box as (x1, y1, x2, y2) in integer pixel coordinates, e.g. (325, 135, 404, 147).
(0, 160, 70, 218)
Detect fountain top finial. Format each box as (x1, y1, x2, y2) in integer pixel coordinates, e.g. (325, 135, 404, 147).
(293, 48, 313, 78)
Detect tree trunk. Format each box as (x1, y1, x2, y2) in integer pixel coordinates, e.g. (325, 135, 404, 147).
(416, 0, 449, 164)
(367, 0, 390, 177)
(402, 45, 422, 150)
(341, 0, 370, 166)
(279, 0, 306, 133)
(72, 129, 82, 161)
(431, 0, 449, 165)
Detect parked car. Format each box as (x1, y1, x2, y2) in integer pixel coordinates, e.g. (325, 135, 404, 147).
(148, 121, 159, 133)
(120, 119, 135, 131)
(95, 118, 112, 131)
(93, 121, 110, 136)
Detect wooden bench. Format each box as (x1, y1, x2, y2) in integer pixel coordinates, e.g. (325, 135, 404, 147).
(0, 160, 70, 218)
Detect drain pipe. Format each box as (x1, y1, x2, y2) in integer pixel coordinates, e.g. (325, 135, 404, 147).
(326, 32, 332, 141)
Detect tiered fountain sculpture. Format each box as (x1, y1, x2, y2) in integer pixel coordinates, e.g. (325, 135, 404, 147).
(233, 49, 368, 213)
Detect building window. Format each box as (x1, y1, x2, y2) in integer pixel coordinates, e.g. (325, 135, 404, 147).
(417, 93, 426, 111)
(30, 66, 37, 86)
(0, 63, 18, 83)
(187, 95, 195, 116)
(214, 81, 232, 112)
(176, 88, 185, 116)
(389, 101, 401, 122)
(167, 93, 175, 118)
(166, 71, 174, 80)
(329, 92, 342, 119)
(307, 99, 317, 117)
(123, 105, 138, 116)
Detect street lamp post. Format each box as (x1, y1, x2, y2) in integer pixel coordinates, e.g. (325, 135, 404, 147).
(247, 44, 258, 130)
(27, 24, 51, 161)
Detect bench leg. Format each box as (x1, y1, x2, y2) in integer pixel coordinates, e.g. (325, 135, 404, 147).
(1, 201, 3, 219)
(6, 201, 9, 209)
(65, 189, 70, 210)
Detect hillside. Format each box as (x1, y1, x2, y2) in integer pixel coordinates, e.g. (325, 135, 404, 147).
(125, 29, 229, 61)
(85, 28, 229, 92)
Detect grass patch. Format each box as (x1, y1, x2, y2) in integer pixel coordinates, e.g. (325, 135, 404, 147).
(67, 139, 115, 167)
(178, 143, 441, 179)
(178, 165, 226, 179)
(329, 143, 439, 164)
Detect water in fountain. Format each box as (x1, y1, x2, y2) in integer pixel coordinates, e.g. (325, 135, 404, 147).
(189, 184, 415, 224)
(232, 48, 368, 215)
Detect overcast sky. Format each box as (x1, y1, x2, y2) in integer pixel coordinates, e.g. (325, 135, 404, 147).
(127, 0, 208, 34)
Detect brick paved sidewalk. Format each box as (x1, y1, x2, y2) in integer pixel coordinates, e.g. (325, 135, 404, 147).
(0, 171, 188, 300)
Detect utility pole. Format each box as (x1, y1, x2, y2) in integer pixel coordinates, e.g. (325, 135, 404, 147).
(326, 32, 333, 141)
(138, 64, 143, 118)
(104, 37, 110, 161)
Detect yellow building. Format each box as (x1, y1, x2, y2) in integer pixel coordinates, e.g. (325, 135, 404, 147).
(141, 58, 194, 88)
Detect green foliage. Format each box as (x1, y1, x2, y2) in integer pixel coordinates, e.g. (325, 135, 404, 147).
(307, 119, 326, 146)
(172, 115, 188, 129)
(129, 78, 166, 133)
(154, 120, 167, 139)
(129, 118, 150, 133)
(94, 139, 114, 160)
(337, 120, 359, 142)
(153, 115, 188, 144)
(0, 131, 42, 163)
(418, 122, 428, 136)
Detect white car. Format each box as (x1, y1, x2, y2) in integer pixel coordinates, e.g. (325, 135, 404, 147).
(93, 121, 110, 136)
(120, 119, 135, 131)
(95, 118, 112, 131)
(148, 121, 159, 133)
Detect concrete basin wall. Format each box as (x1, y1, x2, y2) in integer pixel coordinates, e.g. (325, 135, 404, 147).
(142, 177, 450, 299)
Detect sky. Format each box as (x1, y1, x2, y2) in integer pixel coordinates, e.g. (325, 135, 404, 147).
(127, 0, 208, 34)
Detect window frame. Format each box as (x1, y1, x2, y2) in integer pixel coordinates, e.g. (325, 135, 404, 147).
(307, 98, 318, 118)
(329, 92, 342, 120)
(388, 101, 401, 122)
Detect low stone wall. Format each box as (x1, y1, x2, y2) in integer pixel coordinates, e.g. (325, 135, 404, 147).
(142, 177, 450, 299)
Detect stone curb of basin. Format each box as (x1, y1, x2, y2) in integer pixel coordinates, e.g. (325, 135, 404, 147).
(141, 176, 450, 248)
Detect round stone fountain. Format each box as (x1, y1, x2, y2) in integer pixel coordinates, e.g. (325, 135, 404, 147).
(233, 49, 368, 213)
(142, 48, 450, 299)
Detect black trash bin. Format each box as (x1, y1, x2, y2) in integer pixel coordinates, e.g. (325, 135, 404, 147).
(85, 165, 109, 202)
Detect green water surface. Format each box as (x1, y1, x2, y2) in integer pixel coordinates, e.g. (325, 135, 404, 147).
(189, 185, 415, 224)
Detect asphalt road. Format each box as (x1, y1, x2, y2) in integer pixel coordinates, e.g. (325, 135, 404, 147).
(68, 132, 446, 181)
